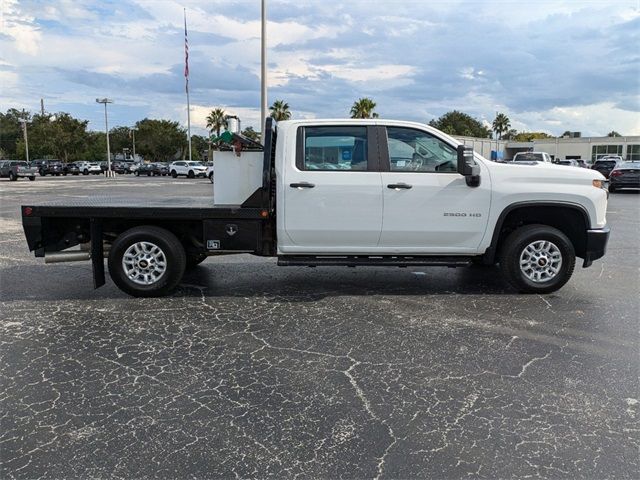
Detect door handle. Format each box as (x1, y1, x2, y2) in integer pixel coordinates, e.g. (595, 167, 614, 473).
(290, 182, 315, 189)
(387, 183, 412, 190)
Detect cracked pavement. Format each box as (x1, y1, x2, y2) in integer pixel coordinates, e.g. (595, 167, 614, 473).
(1, 176, 638, 478)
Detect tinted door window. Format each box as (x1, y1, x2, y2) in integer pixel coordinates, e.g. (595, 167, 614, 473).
(300, 126, 368, 171)
(386, 127, 457, 172)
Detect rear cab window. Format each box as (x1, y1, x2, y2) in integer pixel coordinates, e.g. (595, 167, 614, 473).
(297, 126, 370, 171)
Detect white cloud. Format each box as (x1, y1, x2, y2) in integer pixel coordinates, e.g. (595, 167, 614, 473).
(1, 0, 42, 55)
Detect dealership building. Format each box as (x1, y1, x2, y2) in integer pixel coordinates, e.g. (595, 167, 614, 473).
(455, 134, 640, 163)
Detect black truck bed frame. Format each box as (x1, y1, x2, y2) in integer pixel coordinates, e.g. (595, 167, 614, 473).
(21, 119, 278, 288)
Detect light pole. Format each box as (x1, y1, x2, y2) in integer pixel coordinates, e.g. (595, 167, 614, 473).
(131, 127, 137, 161)
(19, 119, 29, 164)
(261, 0, 267, 143)
(96, 98, 114, 177)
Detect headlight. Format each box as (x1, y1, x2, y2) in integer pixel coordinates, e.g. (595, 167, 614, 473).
(592, 179, 605, 189)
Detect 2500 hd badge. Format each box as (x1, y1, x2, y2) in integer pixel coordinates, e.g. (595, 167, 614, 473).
(444, 212, 482, 217)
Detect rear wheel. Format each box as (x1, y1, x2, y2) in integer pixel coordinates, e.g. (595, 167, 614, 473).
(500, 224, 575, 294)
(9, 172, 17, 181)
(209, 172, 214, 184)
(83, 169, 89, 175)
(108, 226, 186, 297)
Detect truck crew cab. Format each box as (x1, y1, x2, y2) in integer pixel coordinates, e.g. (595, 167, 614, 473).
(21, 118, 610, 297)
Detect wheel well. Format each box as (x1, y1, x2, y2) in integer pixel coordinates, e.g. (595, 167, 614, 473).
(492, 205, 588, 260)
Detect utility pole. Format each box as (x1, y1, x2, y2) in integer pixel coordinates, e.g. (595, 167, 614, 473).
(261, 0, 267, 143)
(96, 98, 114, 177)
(131, 127, 137, 161)
(19, 119, 29, 163)
(40, 98, 45, 116)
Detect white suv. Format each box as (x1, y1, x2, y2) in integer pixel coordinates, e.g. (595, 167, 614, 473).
(169, 161, 207, 178)
(76, 162, 102, 175)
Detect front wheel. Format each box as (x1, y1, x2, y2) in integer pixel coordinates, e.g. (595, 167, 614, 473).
(500, 224, 575, 294)
(188, 170, 195, 178)
(134, 170, 140, 176)
(83, 169, 89, 175)
(108, 226, 186, 297)
(171, 170, 178, 178)
(9, 172, 17, 181)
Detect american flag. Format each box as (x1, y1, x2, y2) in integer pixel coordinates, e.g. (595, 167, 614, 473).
(184, 9, 189, 93)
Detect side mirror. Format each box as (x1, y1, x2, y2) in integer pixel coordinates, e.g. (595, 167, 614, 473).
(457, 145, 481, 187)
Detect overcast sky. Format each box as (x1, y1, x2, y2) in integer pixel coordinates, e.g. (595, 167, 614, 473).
(1, 0, 639, 137)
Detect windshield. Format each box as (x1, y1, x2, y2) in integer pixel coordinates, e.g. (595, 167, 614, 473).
(595, 161, 617, 167)
(514, 153, 543, 162)
(618, 162, 640, 169)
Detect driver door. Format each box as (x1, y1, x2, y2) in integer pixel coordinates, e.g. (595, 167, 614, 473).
(379, 126, 491, 253)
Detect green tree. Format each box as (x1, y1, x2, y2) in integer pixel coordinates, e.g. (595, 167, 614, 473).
(513, 131, 553, 142)
(350, 98, 379, 119)
(429, 111, 491, 138)
(242, 126, 260, 141)
(492, 112, 511, 140)
(206, 108, 228, 139)
(607, 131, 622, 137)
(0, 108, 30, 158)
(109, 126, 134, 155)
(502, 128, 518, 140)
(190, 134, 209, 161)
(134, 118, 187, 162)
(269, 100, 292, 121)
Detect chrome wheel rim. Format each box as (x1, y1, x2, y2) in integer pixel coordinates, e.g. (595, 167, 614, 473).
(519, 240, 562, 283)
(122, 241, 167, 285)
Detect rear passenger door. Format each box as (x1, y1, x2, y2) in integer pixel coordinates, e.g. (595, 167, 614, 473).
(280, 125, 383, 253)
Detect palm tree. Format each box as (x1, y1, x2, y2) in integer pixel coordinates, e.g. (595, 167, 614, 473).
(269, 100, 292, 121)
(350, 98, 379, 119)
(492, 113, 511, 140)
(206, 108, 228, 156)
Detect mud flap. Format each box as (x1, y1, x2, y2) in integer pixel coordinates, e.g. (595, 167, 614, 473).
(90, 218, 105, 289)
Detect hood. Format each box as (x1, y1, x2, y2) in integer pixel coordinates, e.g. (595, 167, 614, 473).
(487, 160, 606, 183)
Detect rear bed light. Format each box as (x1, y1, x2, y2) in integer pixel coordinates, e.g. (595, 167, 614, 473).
(23, 207, 33, 216)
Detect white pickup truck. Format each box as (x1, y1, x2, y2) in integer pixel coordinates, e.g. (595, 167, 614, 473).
(21, 118, 610, 297)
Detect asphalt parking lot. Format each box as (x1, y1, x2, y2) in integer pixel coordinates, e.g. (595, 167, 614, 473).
(1, 175, 638, 479)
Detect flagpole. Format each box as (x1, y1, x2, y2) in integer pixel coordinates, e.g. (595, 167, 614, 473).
(184, 8, 192, 161)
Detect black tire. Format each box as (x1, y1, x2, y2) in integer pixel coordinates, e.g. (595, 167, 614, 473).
(39, 169, 45, 176)
(63, 172, 67, 176)
(9, 171, 17, 181)
(186, 253, 207, 269)
(499, 224, 575, 294)
(134, 170, 140, 176)
(147, 172, 151, 176)
(209, 172, 214, 184)
(608, 185, 616, 193)
(28, 176, 35, 181)
(108, 226, 186, 297)
(188, 170, 195, 178)
(83, 169, 89, 175)
(171, 170, 178, 178)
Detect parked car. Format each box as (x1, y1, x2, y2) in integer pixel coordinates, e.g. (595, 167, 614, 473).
(169, 161, 207, 178)
(134, 163, 154, 176)
(111, 162, 129, 174)
(591, 158, 619, 178)
(512, 152, 553, 163)
(63, 163, 81, 175)
(152, 163, 169, 176)
(32, 159, 64, 176)
(556, 159, 579, 167)
(576, 159, 589, 168)
(0, 160, 37, 181)
(76, 161, 102, 175)
(609, 161, 640, 193)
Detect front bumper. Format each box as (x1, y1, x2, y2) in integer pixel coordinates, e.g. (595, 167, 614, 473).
(583, 226, 610, 267)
